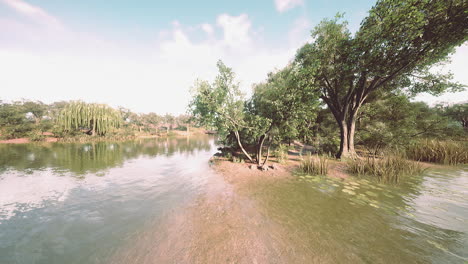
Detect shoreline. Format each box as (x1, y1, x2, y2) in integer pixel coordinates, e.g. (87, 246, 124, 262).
(0, 130, 207, 144)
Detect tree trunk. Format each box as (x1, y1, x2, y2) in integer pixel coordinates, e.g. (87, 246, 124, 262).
(348, 115, 357, 155)
(262, 137, 272, 166)
(256, 134, 267, 165)
(338, 121, 349, 158)
(234, 130, 254, 163)
(337, 113, 358, 159)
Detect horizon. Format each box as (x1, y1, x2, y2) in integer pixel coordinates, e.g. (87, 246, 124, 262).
(1, 0, 467, 115)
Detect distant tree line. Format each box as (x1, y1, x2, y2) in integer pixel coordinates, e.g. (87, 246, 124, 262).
(0, 99, 194, 140)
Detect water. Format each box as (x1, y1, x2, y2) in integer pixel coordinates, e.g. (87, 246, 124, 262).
(0, 136, 218, 263)
(248, 168, 468, 263)
(1, 137, 467, 263)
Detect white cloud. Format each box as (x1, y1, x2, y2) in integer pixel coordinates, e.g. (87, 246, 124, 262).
(201, 23, 214, 35)
(0, 12, 299, 114)
(1, 0, 63, 29)
(216, 13, 252, 49)
(2, 1, 464, 115)
(274, 0, 304, 13)
(288, 17, 311, 47)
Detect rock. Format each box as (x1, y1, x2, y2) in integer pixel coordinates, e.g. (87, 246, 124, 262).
(249, 165, 255, 170)
(260, 166, 269, 171)
(269, 164, 277, 170)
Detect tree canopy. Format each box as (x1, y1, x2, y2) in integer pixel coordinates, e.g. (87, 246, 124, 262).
(295, 0, 467, 158)
(58, 101, 122, 136)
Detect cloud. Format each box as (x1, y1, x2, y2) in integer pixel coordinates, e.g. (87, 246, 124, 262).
(0, 12, 302, 114)
(1, 6, 466, 115)
(200, 23, 214, 35)
(1, 0, 62, 29)
(288, 17, 311, 47)
(216, 13, 252, 49)
(274, 0, 304, 13)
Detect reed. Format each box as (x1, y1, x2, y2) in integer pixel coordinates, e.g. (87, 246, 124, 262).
(405, 139, 468, 165)
(299, 153, 328, 176)
(347, 155, 424, 184)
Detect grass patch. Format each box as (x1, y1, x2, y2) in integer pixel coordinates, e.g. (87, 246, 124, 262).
(347, 155, 424, 184)
(405, 139, 468, 165)
(299, 153, 329, 176)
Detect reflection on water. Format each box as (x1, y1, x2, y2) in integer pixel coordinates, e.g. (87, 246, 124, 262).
(1, 136, 467, 264)
(250, 167, 468, 263)
(0, 136, 212, 175)
(0, 136, 217, 264)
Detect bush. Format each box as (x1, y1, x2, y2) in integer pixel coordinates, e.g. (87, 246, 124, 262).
(2, 123, 34, 139)
(347, 155, 424, 184)
(299, 153, 328, 176)
(275, 144, 289, 163)
(405, 139, 468, 165)
(28, 131, 46, 142)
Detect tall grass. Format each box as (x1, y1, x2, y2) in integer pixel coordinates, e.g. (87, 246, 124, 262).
(405, 139, 468, 165)
(347, 155, 424, 184)
(299, 153, 328, 176)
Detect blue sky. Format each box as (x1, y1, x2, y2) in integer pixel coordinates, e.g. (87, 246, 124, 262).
(0, 0, 466, 114)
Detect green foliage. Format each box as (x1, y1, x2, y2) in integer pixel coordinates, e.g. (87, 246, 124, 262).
(347, 155, 424, 184)
(441, 103, 468, 130)
(28, 131, 46, 142)
(295, 0, 467, 158)
(57, 101, 122, 136)
(405, 139, 468, 165)
(356, 95, 461, 150)
(22, 100, 47, 124)
(190, 60, 252, 138)
(299, 153, 329, 176)
(274, 144, 289, 164)
(250, 66, 319, 142)
(190, 60, 269, 162)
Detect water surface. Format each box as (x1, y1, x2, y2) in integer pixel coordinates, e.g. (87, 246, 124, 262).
(247, 167, 468, 263)
(0, 136, 217, 263)
(0, 137, 467, 263)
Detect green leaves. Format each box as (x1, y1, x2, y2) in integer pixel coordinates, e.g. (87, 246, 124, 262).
(189, 60, 247, 139)
(57, 101, 122, 136)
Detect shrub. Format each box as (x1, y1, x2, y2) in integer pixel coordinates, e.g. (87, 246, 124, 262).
(347, 155, 424, 184)
(405, 139, 468, 165)
(275, 144, 289, 163)
(299, 153, 328, 176)
(28, 131, 46, 142)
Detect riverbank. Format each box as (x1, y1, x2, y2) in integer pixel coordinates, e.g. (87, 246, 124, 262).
(112, 156, 345, 263)
(0, 128, 208, 144)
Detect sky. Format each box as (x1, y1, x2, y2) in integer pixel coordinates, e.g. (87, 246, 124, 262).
(0, 0, 466, 114)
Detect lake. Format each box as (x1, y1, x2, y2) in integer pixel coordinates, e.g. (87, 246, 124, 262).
(0, 136, 467, 263)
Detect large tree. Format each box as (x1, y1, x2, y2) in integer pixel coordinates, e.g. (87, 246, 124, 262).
(22, 100, 47, 125)
(249, 65, 319, 163)
(58, 101, 122, 136)
(190, 60, 261, 162)
(295, 0, 467, 158)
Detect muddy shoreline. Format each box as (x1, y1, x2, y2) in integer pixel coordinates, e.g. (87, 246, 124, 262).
(110, 157, 354, 264)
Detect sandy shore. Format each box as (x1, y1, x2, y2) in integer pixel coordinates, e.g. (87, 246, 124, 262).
(110, 155, 354, 264)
